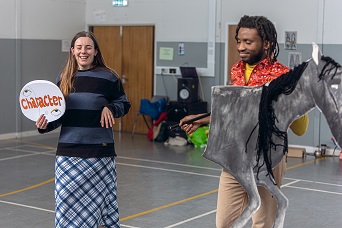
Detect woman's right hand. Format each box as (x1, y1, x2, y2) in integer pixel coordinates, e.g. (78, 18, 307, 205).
(36, 114, 48, 129)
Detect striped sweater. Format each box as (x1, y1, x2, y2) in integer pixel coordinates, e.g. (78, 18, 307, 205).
(39, 67, 131, 158)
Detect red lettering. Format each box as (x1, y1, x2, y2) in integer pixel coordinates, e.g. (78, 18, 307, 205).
(20, 95, 63, 110)
(35, 97, 45, 108)
(44, 95, 50, 107)
(58, 96, 63, 106)
(21, 99, 28, 109)
(48, 95, 54, 106)
(52, 96, 58, 106)
(29, 98, 38, 109)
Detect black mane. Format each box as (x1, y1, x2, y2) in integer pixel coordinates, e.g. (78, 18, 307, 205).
(319, 56, 341, 81)
(255, 61, 308, 181)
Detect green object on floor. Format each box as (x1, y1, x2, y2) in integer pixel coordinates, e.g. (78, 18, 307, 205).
(187, 125, 209, 148)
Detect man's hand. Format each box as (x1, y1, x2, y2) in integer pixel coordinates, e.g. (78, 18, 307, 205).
(180, 114, 207, 134)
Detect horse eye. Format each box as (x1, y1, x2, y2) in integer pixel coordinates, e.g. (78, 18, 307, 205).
(329, 78, 341, 90)
(331, 84, 339, 89)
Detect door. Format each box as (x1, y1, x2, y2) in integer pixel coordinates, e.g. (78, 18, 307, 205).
(93, 26, 154, 134)
(227, 25, 239, 84)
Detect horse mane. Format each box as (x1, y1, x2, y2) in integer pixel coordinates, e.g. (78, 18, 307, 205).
(319, 56, 341, 81)
(255, 55, 341, 182)
(255, 61, 308, 182)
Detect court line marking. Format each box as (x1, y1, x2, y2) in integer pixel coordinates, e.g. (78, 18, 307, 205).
(285, 157, 324, 170)
(1, 142, 220, 171)
(0, 199, 54, 213)
(284, 177, 342, 187)
(0, 147, 57, 162)
(117, 162, 220, 178)
(0, 155, 334, 207)
(6, 147, 55, 154)
(0, 178, 55, 197)
(0, 144, 54, 150)
(0, 139, 338, 226)
(118, 159, 337, 224)
(0, 200, 136, 228)
(121, 225, 140, 228)
(118, 156, 221, 171)
(0, 145, 30, 150)
(0, 171, 338, 228)
(0, 150, 332, 200)
(1, 178, 339, 227)
(164, 209, 217, 228)
(282, 180, 300, 187)
(161, 176, 342, 228)
(0, 161, 218, 198)
(283, 185, 342, 195)
(4, 139, 56, 150)
(120, 189, 218, 222)
(0, 151, 55, 162)
(0, 153, 41, 162)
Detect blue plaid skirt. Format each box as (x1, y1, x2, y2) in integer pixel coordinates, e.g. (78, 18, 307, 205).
(55, 156, 120, 228)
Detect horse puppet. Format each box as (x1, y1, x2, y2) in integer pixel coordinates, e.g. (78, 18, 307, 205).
(203, 43, 342, 228)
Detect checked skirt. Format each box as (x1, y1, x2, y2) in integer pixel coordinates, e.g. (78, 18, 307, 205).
(55, 156, 120, 228)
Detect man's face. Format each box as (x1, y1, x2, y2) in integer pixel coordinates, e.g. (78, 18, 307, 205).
(236, 28, 268, 65)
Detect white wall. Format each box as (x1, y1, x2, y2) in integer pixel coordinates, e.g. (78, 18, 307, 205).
(0, 0, 16, 39)
(86, 0, 210, 42)
(220, 0, 322, 44)
(2, 0, 338, 44)
(322, 0, 342, 44)
(85, 0, 342, 46)
(0, 0, 86, 40)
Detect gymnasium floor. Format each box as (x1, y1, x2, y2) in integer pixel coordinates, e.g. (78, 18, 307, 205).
(0, 132, 341, 228)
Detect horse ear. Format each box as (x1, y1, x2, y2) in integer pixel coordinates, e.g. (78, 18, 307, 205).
(312, 42, 322, 65)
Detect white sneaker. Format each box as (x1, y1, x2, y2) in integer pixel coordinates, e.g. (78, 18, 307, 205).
(164, 136, 187, 146)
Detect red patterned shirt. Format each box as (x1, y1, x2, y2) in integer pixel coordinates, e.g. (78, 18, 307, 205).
(231, 58, 289, 86)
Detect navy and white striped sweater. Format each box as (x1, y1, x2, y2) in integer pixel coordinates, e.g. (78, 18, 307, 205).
(39, 67, 131, 158)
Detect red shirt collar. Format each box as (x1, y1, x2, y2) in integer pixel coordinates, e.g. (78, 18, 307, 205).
(231, 58, 289, 86)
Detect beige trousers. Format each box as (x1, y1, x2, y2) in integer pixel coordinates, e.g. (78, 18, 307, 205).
(216, 157, 286, 228)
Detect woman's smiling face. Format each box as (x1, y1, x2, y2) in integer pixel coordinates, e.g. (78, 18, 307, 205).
(71, 37, 98, 70)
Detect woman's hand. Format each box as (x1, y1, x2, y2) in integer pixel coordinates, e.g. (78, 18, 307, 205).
(36, 114, 48, 129)
(101, 107, 115, 128)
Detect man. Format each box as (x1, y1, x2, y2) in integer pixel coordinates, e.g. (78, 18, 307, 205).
(180, 15, 308, 228)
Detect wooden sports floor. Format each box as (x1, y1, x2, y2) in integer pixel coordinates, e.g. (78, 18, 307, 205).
(0, 132, 341, 227)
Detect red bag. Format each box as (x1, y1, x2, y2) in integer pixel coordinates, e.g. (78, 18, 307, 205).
(147, 112, 167, 141)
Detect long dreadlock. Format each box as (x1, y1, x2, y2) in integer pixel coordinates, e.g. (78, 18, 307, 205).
(255, 61, 308, 183)
(235, 15, 279, 62)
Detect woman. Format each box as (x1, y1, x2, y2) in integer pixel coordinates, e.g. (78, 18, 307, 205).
(36, 31, 131, 228)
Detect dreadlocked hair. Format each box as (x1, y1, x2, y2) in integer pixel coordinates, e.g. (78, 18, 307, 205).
(236, 15, 279, 62)
(255, 61, 308, 183)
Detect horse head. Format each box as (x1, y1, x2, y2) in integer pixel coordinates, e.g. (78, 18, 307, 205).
(309, 42, 342, 147)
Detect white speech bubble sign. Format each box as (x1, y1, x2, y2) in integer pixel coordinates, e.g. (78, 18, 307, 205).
(19, 80, 65, 122)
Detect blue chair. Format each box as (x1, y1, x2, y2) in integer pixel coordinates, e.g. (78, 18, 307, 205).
(132, 96, 168, 136)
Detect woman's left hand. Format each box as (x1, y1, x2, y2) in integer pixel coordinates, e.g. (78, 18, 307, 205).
(101, 107, 115, 128)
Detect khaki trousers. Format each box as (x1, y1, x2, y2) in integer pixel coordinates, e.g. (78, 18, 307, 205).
(216, 157, 286, 228)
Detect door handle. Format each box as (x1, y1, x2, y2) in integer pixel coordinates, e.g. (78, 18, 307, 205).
(121, 75, 128, 84)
